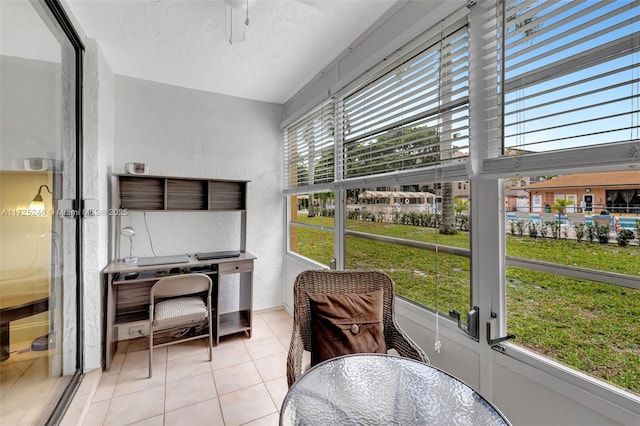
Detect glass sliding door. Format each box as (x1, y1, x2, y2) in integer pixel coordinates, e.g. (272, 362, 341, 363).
(0, 0, 83, 423)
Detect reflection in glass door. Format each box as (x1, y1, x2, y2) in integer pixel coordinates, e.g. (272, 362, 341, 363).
(0, 0, 82, 423)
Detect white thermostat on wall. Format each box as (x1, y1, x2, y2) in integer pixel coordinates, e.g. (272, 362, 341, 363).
(125, 162, 149, 175)
(24, 158, 49, 171)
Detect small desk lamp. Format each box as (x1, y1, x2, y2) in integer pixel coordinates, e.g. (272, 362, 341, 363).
(120, 226, 138, 264)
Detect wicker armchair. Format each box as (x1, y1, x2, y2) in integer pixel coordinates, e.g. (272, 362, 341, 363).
(286, 269, 429, 387)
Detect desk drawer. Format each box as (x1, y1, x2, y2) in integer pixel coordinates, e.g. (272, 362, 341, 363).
(219, 260, 253, 274)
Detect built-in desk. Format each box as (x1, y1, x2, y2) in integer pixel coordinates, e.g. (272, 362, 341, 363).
(102, 252, 255, 370)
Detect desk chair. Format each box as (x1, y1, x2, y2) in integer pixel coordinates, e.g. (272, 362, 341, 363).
(286, 269, 429, 387)
(148, 273, 213, 378)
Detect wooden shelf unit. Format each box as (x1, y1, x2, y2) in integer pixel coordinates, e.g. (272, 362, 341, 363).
(104, 174, 255, 371)
(116, 174, 247, 211)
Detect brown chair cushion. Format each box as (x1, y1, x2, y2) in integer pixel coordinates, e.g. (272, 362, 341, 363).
(308, 289, 387, 366)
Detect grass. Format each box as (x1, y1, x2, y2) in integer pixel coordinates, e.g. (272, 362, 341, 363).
(291, 216, 640, 394)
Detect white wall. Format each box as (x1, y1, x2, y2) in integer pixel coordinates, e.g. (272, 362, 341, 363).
(113, 76, 285, 311)
(0, 55, 60, 171)
(82, 38, 115, 370)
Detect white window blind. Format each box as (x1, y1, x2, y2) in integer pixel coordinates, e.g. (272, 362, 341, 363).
(500, 0, 640, 154)
(339, 22, 470, 180)
(284, 100, 335, 192)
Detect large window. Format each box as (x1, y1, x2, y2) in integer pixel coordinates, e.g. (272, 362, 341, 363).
(344, 181, 471, 318)
(288, 192, 334, 265)
(341, 22, 469, 179)
(284, 0, 640, 401)
(504, 172, 640, 394)
(284, 100, 335, 191)
(501, 0, 639, 153)
(493, 0, 640, 396)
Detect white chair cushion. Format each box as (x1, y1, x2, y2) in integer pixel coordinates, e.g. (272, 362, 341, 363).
(153, 296, 208, 329)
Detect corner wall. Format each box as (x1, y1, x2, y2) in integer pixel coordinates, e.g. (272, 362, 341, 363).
(113, 76, 285, 311)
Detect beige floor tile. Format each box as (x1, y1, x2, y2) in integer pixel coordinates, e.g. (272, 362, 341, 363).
(244, 412, 280, 426)
(213, 361, 262, 395)
(112, 364, 166, 398)
(21, 356, 49, 378)
(269, 320, 293, 345)
(166, 339, 209, 361)
(259, 310, 292, 324)
(126, 337, 150, 352)
(108, 353, 125, 373)
(82, 400, 110, 426)
(115, 340, 129, 354)
(1, 397, 32, 425)
(164, 372, 217, 412)
(92, 371, 119, 403)
(244, 337, 286, 361)
(18, 396, 49, 425)
(103, 385, 165, 426)
(264, 376, 289, 411)
(129, 414, 165, 425)
(251, 313, 268, 325)
(165, 353, 213, 383)
(253, 352, 287, 382)
(218, 383, 277, 426)
(211, 341, 252, 371)
(0, 359, 32, 384)
(165, 398, 224, 426)
(121, 347, 167, 373)
(251, 324, 275, 341)
(5, 375, 60, 405)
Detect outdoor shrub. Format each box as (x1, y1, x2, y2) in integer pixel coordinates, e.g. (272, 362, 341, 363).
(550, 222, 561, 240)
(515, 220, 525, 237)
(363, 211, 376, 221)
(392, 211, 401, 224)
(586, 224, 596, 243)
(540, 223, 550, 238)
(347, 210, 360, 220)
(596, 225, 610, 244)
(510, 221, 516, 236)
(574, 222, 585, 242)
(457, 215, 469, 231)
(528, 222, 539, 238)
(616, 229, 635, 246)
(320, 208, 335, 217)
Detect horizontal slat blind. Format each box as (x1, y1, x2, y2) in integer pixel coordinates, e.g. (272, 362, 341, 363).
(340, 23, 470, 180)
(284, 100, 335, 191)
(339, 25, 469, 179)
(501, 0, 640, 154)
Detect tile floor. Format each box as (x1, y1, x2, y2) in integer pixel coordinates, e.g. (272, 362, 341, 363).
(0, 344, 70, 425)
(80, 309, 294, 426)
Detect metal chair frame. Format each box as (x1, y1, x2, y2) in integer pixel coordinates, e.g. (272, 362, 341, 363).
(148, 273, 213, 378)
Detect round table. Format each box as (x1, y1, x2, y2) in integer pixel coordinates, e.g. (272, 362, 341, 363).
(280, 354, 510, 425)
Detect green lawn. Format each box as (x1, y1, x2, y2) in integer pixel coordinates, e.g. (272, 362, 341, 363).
(292, 217, 640, 394)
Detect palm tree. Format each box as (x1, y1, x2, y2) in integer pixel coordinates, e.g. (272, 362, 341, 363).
(553, 198, 574, 214)
(440, 182, 457, 235)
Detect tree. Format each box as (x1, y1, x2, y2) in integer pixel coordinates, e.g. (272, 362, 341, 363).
(553, 198, 574, 214)
(440, 182, 457, 234)
(454, 197, 469, 215)
(345, 126, 439, 178)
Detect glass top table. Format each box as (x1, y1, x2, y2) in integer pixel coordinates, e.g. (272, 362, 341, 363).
(280, 354, 510, 425)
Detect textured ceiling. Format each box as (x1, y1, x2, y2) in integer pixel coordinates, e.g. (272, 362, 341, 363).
(66, 0, 398, 104)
